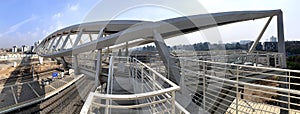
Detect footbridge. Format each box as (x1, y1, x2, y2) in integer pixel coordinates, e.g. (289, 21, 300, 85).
(31, 9, 300, 113)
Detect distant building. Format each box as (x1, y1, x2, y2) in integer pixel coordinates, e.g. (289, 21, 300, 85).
(29, 46, 35, 53)
(270, 36, 277, 42)
(263, 42, 278, 51)
(239, 40, 251, 45)
(247, 41, 263, 51)
(225, 43, 236, 50)
(21, 45, 28, 52)
(12, 46, 18, 53)
(285, 41, 300, 55)
(0, 49, 4, 53)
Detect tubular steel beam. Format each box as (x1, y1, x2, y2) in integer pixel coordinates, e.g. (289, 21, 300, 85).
(95, 27, 105, 87)
(73, 55, 79, 75)
(48, 38, 56, 50)
(248, 16, 273, 53)
(97, 28, 105, 39)
(95, 49, 102, 87)
(54, 35, 63, 51)
(60, 31, 71, 50)
(73, 29, 84, 47)
(153, 30, 180, 84)
(37, 10, 283, 58)
(88, 34, 93, 41)
(277, 11, 286, 68)
(277, 10, 288, 114)
(125, 42, 128, 56)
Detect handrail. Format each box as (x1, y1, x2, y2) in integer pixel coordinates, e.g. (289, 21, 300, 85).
(103, 56, 180, 99)
(175, 56, 300, 73)
(93, 87, 179, 100)
(180, 67, 300, 96)
(92, 97, 170, 109)
(81, 56, 183, 114)
(173, 56, 300, 113)
(175, 101, 190, 114)
(133, 57, 179, 88)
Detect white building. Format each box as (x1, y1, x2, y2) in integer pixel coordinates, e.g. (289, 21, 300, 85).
(270, 36, 277, 42)
(239, 40, 251, 45)
(12, 46, 18, 53)
(21, 45, 28, 52)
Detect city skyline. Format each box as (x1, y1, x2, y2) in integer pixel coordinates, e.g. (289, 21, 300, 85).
(0, 0, 299, 48)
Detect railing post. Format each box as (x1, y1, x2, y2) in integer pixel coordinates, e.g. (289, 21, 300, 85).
(274, 55, 278, 67)
(105, 99, 109, 114)
(141, 67, 144, 92)
(171, 91, 176, 114)
(152, 71, 156, 113)
(135, 59, 137, 79)
(202, 62, 206, 112)
(107, 56, 114, 94)
(153, 72, 156, 91)
(132, 58, 134, 77)
(288, 71, 291, 112)
(267, 54, 270, 67)
(236, 66, 239, 114)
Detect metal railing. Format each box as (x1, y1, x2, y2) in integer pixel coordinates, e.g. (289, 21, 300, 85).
(79, 54, 300, 114)
(173, 57, 300, 113)
(81, 56, 188, 114)
(174, 51, 284, 68)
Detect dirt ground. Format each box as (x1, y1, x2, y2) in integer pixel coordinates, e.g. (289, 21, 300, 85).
(0, 60, 61, 80)
(244, 76, 279, 103)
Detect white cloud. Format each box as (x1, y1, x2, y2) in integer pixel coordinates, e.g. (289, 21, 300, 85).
(0, 15, 37, 37)
(52, 13, 61, 19)
(68, 4, 79, 11)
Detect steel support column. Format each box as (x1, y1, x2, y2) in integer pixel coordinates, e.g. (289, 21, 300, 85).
(125, 42, 129, 57)
(118, 49, 122, 56)
(277, 12, 286, 68)
(73, 55, 80, 75)
(277, 11, 288, 114)
(95, 49, 102, 87)
(95, 28, 105, 87)
(153, 30, 180, 84)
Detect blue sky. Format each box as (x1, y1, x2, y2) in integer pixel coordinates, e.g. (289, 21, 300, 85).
(0, 0, 299, 48)
(0, 0, 98, 48)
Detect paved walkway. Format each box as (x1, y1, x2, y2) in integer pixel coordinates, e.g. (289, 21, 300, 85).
(226, 98, 300, 114)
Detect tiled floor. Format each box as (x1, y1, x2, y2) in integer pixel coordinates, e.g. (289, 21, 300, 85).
(227, 98, 300, 114)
